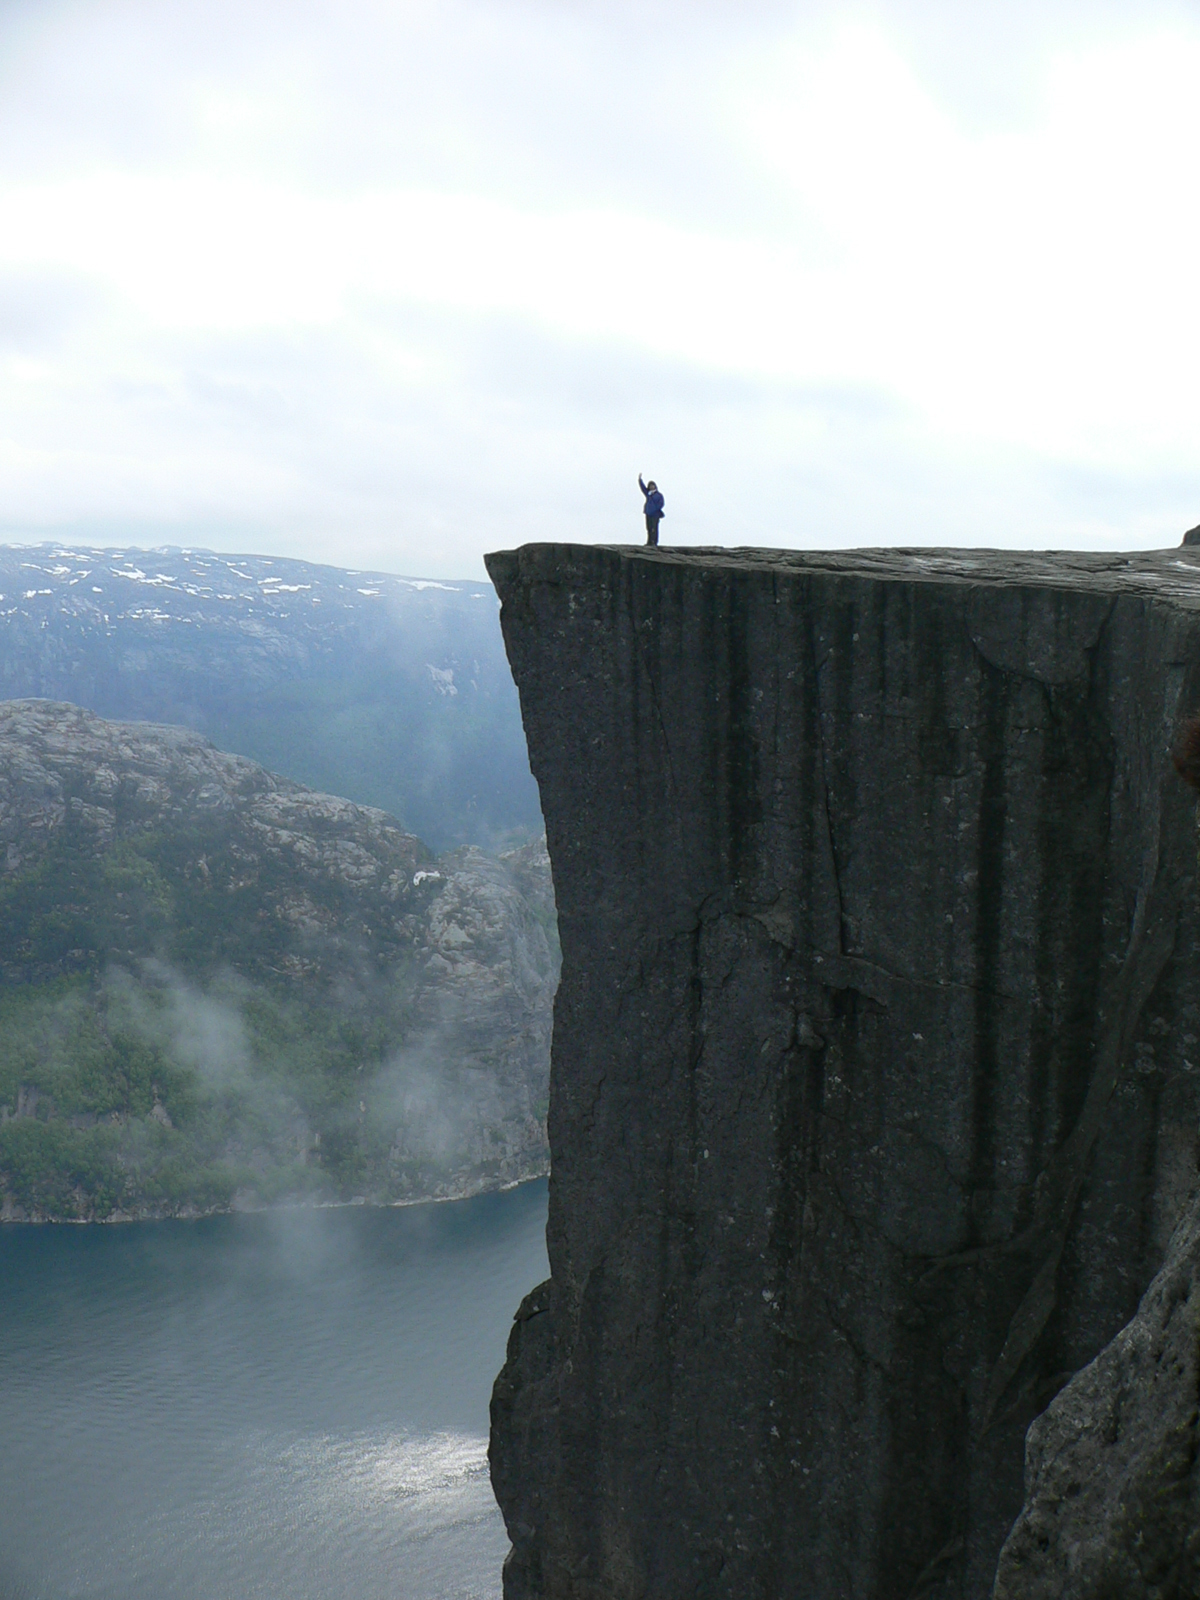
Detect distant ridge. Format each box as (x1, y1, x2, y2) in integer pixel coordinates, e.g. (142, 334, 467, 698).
(0, 543, 540, 852)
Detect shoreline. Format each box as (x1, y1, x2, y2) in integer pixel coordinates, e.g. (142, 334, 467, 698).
(0, 1160, 551, 1226)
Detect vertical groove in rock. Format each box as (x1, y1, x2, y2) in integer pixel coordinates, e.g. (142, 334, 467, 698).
(485, 545, 1200, 1600)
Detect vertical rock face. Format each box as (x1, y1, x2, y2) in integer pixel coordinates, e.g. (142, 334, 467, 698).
(993, 1190, 1200, 1599)
(485, 544, 1200, 1600)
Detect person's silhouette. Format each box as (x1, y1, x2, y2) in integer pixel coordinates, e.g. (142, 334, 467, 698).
(638, 475, 664, 545)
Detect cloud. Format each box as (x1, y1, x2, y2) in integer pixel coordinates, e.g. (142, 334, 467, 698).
(370, 1035, 502, 1170)
(1, 0, 1199, 573)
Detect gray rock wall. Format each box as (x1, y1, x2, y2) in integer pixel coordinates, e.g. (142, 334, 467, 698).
(485, 544, 1200, 1600)
(993, 1189, 1200, 1599)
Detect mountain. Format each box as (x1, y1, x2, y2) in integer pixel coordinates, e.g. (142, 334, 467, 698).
(0, 544, 540, 852)
(0, 701, 556, 1222)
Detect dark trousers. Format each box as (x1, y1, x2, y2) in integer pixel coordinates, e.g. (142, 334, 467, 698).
(645, 516, 660, 546)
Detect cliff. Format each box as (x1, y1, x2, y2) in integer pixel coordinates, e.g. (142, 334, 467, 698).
(485, 544, 1200, 1600)
(0, 701, 555, 1220)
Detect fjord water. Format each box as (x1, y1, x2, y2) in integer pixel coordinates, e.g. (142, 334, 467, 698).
(0, 1181, 548, 1600)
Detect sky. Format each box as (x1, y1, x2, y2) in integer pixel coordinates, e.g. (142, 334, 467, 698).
(2, 0, 1200, 578)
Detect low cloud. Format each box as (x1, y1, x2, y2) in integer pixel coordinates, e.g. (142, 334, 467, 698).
(369, 1030, 504, 1170)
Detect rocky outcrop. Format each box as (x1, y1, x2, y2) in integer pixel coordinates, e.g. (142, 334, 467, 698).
(993, 1189, 1200, 1599)
(0, 700, 555, 1218)
(485, 544, 1200, 1600)
(0, 697, 428, 918)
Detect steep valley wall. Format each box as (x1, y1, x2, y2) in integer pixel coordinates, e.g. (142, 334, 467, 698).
(485, 544, 1200, 1600)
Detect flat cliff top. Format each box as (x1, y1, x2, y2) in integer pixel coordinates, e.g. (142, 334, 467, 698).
(490, 543, 1200, 606)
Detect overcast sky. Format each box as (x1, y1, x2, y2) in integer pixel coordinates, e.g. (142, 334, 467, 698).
(2, 0, 1199, 578)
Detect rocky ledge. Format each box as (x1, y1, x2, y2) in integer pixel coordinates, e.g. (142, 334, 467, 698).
(485, 544, 1200, 1600)
(0, 700, 556, 1220)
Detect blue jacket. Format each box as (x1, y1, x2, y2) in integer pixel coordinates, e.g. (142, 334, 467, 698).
(639, 477, 665, 517)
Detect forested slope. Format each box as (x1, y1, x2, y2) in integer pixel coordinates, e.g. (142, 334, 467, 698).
(0, 701, 555, 1221)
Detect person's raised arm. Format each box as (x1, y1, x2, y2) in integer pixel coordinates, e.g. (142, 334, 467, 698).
(638, 474, 648, 496)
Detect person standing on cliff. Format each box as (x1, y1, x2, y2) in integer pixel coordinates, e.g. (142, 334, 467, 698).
(639, 475, 664, 545)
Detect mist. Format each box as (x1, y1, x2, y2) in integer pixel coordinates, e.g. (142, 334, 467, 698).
(0, 928, 551, 1220)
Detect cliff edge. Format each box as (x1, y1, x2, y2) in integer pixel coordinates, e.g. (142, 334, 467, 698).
(485, 544, 1200, 1600)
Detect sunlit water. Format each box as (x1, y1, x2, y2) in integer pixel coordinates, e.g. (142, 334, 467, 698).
(0, 1181, 549, 1600)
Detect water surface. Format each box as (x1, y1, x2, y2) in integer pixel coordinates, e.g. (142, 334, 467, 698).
(0, 1182, 548, 1600)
